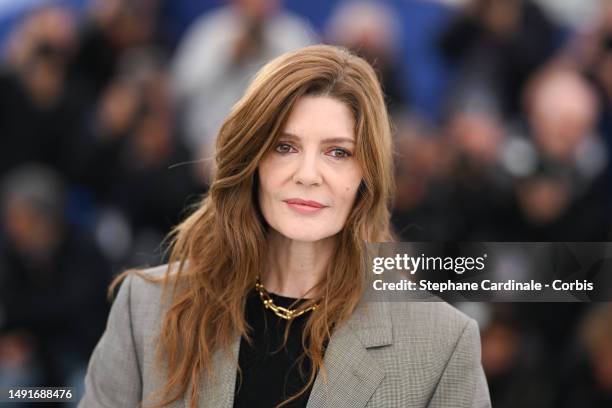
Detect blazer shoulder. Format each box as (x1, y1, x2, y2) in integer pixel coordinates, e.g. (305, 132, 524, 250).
(124, 262, 184, 302)
(119, 263, 181, 339)
(387, 301, 477, 352)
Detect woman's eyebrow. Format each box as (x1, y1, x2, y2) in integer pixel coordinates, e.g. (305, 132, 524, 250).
(322, 137, 355, 145)
(281, 132, 355, 144)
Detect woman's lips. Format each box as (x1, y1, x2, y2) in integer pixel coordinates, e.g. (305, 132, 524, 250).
(284, 198, 327, 214)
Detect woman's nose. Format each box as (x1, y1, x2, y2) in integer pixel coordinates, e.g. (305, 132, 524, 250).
(292, 152, 323, 186)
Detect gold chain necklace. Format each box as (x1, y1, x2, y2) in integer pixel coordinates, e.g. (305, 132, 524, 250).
(254, 278, 319, 320)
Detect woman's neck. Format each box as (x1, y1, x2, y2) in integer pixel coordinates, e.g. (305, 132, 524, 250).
(261, 230, 335, 299)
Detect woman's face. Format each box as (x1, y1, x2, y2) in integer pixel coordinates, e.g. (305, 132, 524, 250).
(258, 96, 362, 242)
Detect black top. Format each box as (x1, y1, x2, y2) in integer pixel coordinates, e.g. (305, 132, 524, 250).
(233, 289, 315, 408)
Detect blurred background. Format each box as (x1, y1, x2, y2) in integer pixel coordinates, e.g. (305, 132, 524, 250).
(0, 0, 611, 406)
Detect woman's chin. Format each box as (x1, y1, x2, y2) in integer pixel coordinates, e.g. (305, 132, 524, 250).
(276, 228, 334, 243)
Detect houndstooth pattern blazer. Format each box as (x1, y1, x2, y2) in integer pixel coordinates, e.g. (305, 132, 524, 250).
(79, 264, 491, 408)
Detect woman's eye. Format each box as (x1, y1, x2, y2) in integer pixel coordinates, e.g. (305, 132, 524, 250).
(275, 143, 295, 154)
(328, 148, 352, 159)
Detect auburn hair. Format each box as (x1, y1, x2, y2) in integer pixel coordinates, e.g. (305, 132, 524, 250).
(110, 44, 395, 408)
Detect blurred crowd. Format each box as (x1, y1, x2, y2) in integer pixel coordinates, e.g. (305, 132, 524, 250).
(0, 0, 611, 406)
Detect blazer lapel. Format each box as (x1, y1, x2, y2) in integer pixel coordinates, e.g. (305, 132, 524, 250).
(307, 300, 392, 408)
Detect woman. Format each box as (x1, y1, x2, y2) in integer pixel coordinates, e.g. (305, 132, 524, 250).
(79, 45, 491, 408)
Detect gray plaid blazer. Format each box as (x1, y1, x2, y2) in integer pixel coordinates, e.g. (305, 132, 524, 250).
(79, 265, 491, 407)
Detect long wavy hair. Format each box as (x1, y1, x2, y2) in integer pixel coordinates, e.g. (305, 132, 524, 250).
(110, 44, 395, 408)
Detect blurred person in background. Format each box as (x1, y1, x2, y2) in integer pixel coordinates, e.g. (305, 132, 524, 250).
(439, 0, 562, 120)
(391, 107, 516, 241)
(74, 49, 202, 265)
(69, 0, 160, 103)
(325, 0, 410, 117)
(509, 65, 610, 240)
(570, 0, 612, 194)
(480, 305, 553, 408)
(4, 3, 77, 72)
(171, 0, 314, 182)
(440, 108, 516, 240)
(0, 5, 84, 181)
(0, 164, 110, 398)
(390, 119, 458, 240)
(555, 303, 612, 407)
